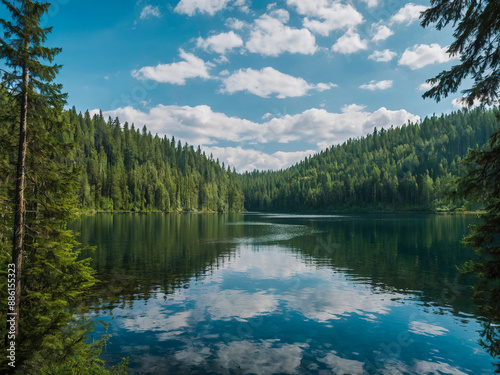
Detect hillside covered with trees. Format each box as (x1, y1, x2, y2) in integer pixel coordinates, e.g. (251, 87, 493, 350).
(240, 108, 498, 212)
(55, 105, 245, 213)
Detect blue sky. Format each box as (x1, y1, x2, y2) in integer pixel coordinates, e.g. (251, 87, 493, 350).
(2, 0, 469, 171)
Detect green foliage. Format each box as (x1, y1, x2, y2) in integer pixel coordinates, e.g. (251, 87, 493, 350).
(459, 122, 500, 372)
(0, 85, 118, 373)
(421, 1, 500, 370)
(66, 109, 244, 213)
(0, 1, 127, 372)
(420, 0, 500, 106)
(241, 108, 497, 212)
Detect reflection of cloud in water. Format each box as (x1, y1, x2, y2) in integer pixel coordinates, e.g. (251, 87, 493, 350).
(409, 321, 449, 337)
(283, 285, 401, 322)
(216, 340, 306, 374)
(197, 289, 277, 321)
(414, 360, 468, 375)
(175, 343, 211, 367)
(318, 351, 365, 374)
(379, 359, 469, 375)
(227, 247, 311, 279)
(120, 307, 191, 334)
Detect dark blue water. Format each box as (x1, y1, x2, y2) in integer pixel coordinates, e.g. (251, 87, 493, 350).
(75, 213, 496, 374)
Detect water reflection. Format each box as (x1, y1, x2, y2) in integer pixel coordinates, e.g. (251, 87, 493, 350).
(74, 213, 496, 374)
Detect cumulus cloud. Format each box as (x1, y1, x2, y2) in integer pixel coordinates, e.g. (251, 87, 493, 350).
(92, 104, 419, 171)
(287, 0, 363, 36)
(398, 43, 457, 70)
(246, 10, 317, 56)
(332, 30, 368, 54)
(360, 80, 393, 90)
(204, 146, 315, 172)
(368, 49, 397, 62)
(220, 67, 336, 98)
(174, 0, 247, 16)
(197, 31, 243, 54)
(91, 104, 260, 147)
(225, 17, 247, 30)
(372, 25, 393, 41)
(140, 5, 161, 19)
(390, 3, 428, 25)
(131, 50, 213, 84)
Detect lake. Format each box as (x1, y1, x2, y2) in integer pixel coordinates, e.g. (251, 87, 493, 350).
(74, 213, 496, 374)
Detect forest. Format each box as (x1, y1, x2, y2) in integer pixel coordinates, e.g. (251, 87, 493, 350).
(66, 108, 245, 213)
(5, 80, 497, 215)
(240, 108, 498, 212)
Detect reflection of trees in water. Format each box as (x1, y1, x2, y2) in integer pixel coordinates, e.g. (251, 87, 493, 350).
(74, 213, 481, 316)
(73, 213, 244, 311)
(478, 318, 500, 373)
(281, 215, 478, 314)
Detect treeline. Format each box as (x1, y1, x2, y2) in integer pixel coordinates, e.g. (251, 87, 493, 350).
(63, 108, 244, 212)
(241, 108, 498, 212)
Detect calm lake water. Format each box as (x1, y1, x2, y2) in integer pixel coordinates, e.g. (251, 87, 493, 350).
(74, 213, 496, 374)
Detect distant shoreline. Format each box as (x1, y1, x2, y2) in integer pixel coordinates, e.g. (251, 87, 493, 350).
(78, 209, 484, 215)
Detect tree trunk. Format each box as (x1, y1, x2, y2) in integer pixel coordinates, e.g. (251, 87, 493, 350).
(11, 61, 29, 338)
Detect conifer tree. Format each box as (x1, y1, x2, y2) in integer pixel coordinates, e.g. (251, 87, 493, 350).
(421, 0, 500, 370)
(0, 0, 66, 336)
(0, 1, 118, 372)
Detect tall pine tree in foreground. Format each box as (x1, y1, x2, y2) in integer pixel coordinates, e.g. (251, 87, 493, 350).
(421, 0, 500, 371)
(0, 1, 125, 373)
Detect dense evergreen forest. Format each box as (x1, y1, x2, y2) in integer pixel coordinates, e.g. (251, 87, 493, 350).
(241, 108, 498, 212)
(63, 107, 244, 212)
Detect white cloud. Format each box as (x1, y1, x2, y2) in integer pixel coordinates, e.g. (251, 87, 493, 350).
(225, 17, 246, 30)
(131, 50, 212, 84)
(341, 103, 366, 113)
(417, 81, 437, 91)
(368, 49, 397, 62)
(372, 25, 393, 42)
(332, 30, 368, 54)
(92, 104, 419, 171)
(92, 104, 260, 147)
(204, 146, 315, 172)
(398, 43, 457, 70)
(451, 97, 484, 109)
(220, 67, 336, 98)
(360, 79, 393, 91)
(174, 0, 245, 16)
(196, 31, 243, 54)
(360, 0, 379, 8)
(246, 10, 318, 56)
(287, 0, 363, 36)
(140, 5, 161, 19)
(390, 3, 428, 25)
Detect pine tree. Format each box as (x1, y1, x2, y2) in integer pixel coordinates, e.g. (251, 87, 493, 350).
(0, 1, 126, 372)
(420, 0, 499, 106)
(421, 1, 500, 371)
(0, 0, 68, 339)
